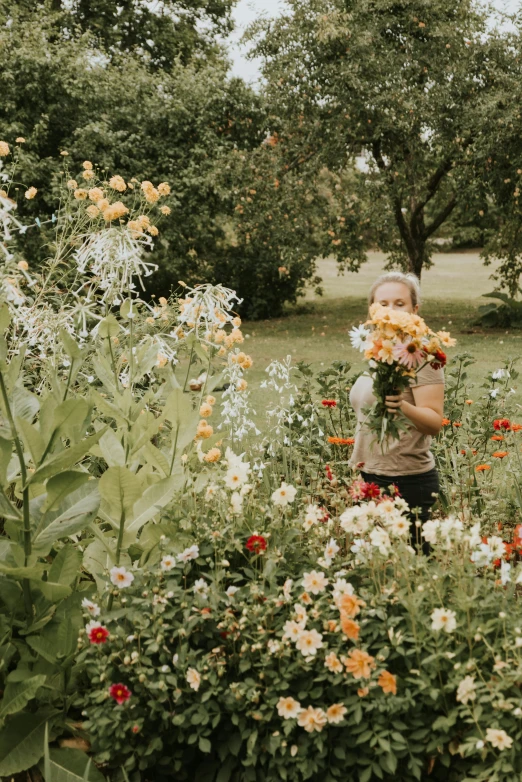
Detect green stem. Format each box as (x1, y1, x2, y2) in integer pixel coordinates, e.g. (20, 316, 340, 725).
(63, 359, 74, 402)
(169, 424, 180, 475)
(183, 346, 195, 392)
(107, 336, 119, 389)
(0, 371, 32, 619)
(107, 510, 125, 611)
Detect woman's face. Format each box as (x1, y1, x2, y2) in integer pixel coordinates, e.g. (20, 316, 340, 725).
(372, 281, 418, 314)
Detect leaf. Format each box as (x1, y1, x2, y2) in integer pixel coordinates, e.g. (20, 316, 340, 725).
(33, 483, 101, 550)
(31, 580, 72, 602)
(0, 303, 11, 334)
(0, 434, 12, 486)
(0, 487, 22, 519)
(0, 710, 51, 775)
(125, 475, 182, 535)
(0, 563, 45, 579)
(60, 329, 83, 360)
(99, 466, 142, 523)
(16, 416, 45, 464)
(26, 635, 60, 663)
(0, 674, 47, 718)
(49, 545, 81, 586)
(11, 384, 39, 422)
(141, 441, 170, 477)
(97, 314, 120, 339)
(199, 737, 212, 754)
(28, 429, 107, 485)
(98, 428, 126, 467)
(40, 748, 106, 782)
(44, 471, 91, 514)
(50, 399, 92, 443)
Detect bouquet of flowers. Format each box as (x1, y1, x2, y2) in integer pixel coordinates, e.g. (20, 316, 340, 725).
(350, 304, 455, 447)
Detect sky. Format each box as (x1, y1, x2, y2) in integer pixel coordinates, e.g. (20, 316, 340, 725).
(228, 0, 521, 83)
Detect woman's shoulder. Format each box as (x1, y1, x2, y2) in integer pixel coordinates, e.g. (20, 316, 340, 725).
(413, 362, 445, 387)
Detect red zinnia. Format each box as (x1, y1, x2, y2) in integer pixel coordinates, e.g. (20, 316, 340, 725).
(109, 683, 131, 704)
(493, 418, 511, 431)
(325, 464, 334, 481)
(431, 349, 447, 370)
(246, 535, 267, 553)
(513, 524, 522, 553)
(321, 399, 337, 408)
(89, 625, 109, 644)
(360, 482, 381, 500)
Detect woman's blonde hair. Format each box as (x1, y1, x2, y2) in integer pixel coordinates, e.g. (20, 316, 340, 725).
(368, 271, 421, 308)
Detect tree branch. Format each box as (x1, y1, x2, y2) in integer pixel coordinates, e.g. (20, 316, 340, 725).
(423, 193, 457, 239)
(412, 157, 454, 218)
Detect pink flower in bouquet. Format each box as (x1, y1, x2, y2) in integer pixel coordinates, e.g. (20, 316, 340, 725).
(392, 341, 424, 370)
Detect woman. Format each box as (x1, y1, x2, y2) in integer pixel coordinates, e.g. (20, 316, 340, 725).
(349, 272, 444, 547)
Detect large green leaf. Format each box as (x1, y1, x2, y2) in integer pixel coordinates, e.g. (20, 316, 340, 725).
(26, 635, 60, 664)
(41, 748, 106, 782)
(31, 579, 72, 602)
(0, 674, 47, 718)
(48, 545, 81, 586)
(28, 429, 106, 486)
(125, 474, 183, 535)
(10, 384, 39, 422)
(0, 562, 45, 579)
(44, 471, 91, 514)
(50, 399, 92, 445)
(33, 483, 101, 550)
(0, 710, 51, 775)
(98, 428, 126, 467)
(60, 329, 83, 360)
(16, 416, 45, 464)
(99, 466, 142, 524)
(0, 435, 12, 486)
(0, 487, 22, 519)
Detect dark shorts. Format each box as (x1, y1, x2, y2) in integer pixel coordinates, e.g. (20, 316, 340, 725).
(360, 467, 440, 552)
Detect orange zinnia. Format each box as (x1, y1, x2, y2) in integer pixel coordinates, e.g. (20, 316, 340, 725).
(492, 451, 508, 459)
(340, 614, 360, 640)
(476, 464, 491, 472)
(339, 593, 366, 619)
(378, 670, 397, 695)
(452, 422, 462, 427)
(441, 418, 450, 426)
(344, 649, 375, 679)
(511, 423, 522, 432)
(491, 435, 504, 441)
(328, 436, 355, 446)
(357, 687, 369, 697)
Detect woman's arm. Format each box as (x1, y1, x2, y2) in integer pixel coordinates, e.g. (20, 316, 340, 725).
(384, 384, 444, 436)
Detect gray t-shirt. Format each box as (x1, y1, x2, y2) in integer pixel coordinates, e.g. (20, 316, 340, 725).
(348, 363, 444, 476)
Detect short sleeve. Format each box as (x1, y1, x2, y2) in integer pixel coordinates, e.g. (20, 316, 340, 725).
(411, 363, 445, 388)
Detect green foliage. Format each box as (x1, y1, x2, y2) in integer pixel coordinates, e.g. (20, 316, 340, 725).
(247, 0, 522, 280)
(473, 292, 522, 330)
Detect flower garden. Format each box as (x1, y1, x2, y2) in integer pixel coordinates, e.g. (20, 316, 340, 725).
(1, 147, 522, 782)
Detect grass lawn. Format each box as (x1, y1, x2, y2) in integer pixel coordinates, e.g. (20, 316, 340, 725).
(243, 251, 522, 411)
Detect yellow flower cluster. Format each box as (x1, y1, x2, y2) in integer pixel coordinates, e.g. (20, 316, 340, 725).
(195, 420, 213, 440)
(363, 304, 456, 371)
(103, 201, 129, 222)
(24, 187, 37, 200)
(109, 175, 126, 192)
(231, 351, 253, 369)
(0, 141, 10, 156)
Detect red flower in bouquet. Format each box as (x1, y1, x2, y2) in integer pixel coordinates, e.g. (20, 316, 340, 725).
(321, 399, 337, 408)
(88, 625, 109, 644)
(246, 535, 267, 553)
(325, 464, 334, 481)
(109, 683, 131, 704)
(493, 418, 511, 431)
(430, 349, 447, 370)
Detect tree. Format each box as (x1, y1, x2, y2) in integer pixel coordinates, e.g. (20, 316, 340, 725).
(247, 0, 521, 280)
(3, 0, 234, 69)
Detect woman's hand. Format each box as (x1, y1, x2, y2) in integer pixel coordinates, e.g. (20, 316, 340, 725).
(384, 392, 404, 417)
